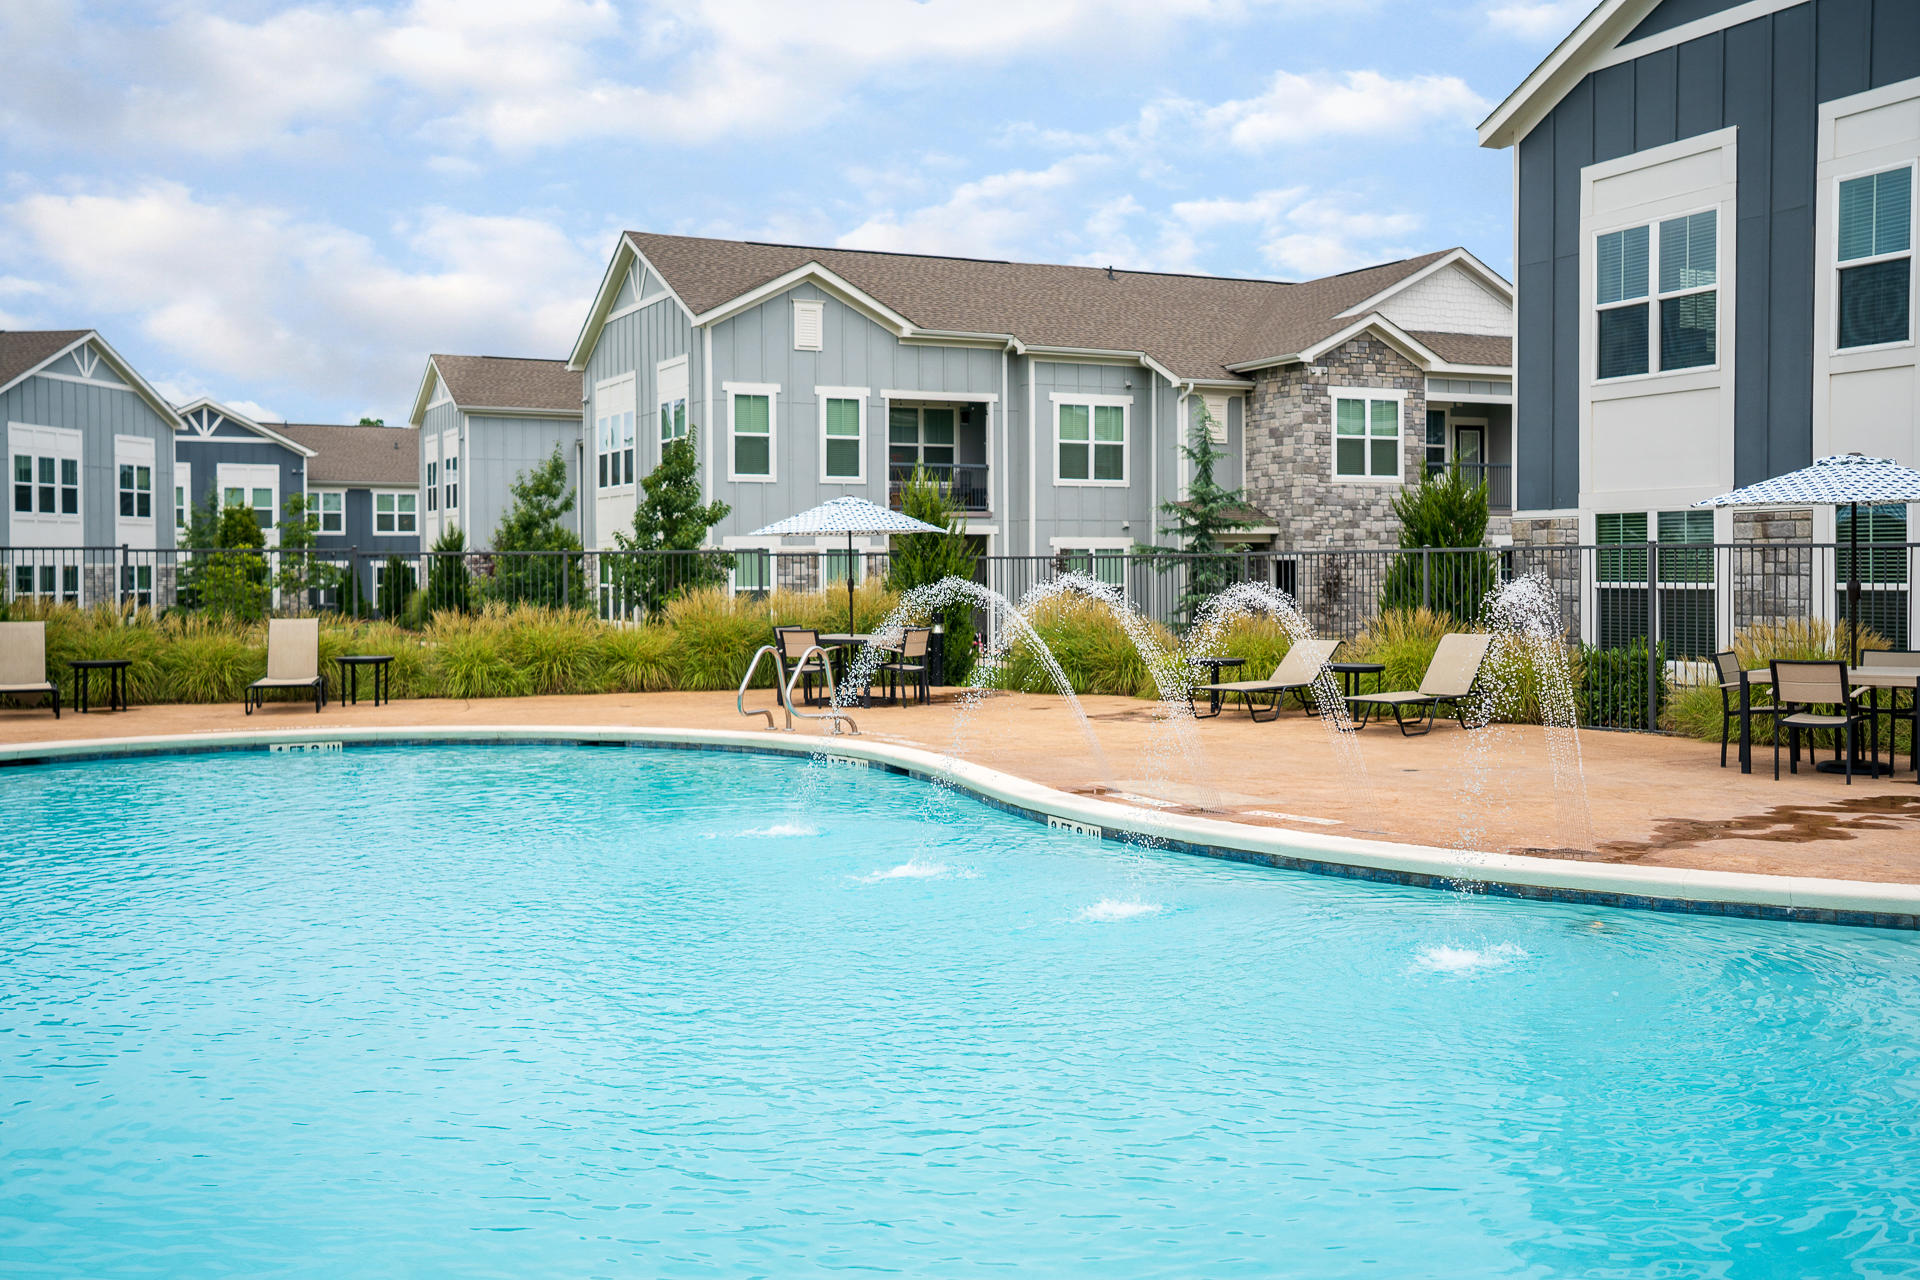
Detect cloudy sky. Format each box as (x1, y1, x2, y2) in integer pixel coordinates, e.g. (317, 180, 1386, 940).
(0, 0, 1589, 424)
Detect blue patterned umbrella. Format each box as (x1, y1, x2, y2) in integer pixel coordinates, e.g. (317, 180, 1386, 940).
(1698, 453, 1920, 664)
(750, 497, 945, 633)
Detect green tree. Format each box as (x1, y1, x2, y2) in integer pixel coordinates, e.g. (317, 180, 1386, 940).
(202, 503, 271, 620)
(1137, 405, 1253, 625)
(359, 416, 384, 426)
(273, 492, 340, 609)
(175, 491, 222, 610)
(1380, 465, 1499, 622)
(888, 466, 978, 684)
(377, 554, 417, 620)
(423, 523, 473, 615)
(491, 446, 586, 607)
(607, 427, 732, 615)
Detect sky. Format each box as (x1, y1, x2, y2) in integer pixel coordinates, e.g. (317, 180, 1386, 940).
(0, 0, 1592, 425)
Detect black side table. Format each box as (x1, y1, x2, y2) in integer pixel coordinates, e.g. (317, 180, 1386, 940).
(1330, 661, 1387, 700)
(336, 655, 394, 707)
(1188, 656, 1246, 717)
(69, 659, 130, 713)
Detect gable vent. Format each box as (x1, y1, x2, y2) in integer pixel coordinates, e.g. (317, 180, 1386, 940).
(793, 299, 824, 352)
(1201, 393, 1230, 445)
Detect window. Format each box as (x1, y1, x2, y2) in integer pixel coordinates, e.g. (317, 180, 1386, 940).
(1055, 399, 1126, 485)
(1837, 166, 1912, 349)
(1655, 509, 1716, 660)
(121, 564, 152, 609)
(1596, 212, 1718, 377)
(825, 548, 857, 587)
(444, 452, 458, 510)
(225, 485, 275, 532)
(597, 406, 634, 489)
(793, 299, 824, 351)
(1331, 391, 1401, 480)
(1058, 546, 1126, 590)
(15, 563, 81, 605)
(728, 386, 776, 480)
(60, 459, 77, 515)
(13, 455, 31, 513)
(889, 405, 955, 477)
(376, 492, 416, 534)
(819, 391, 866, 483)
(117, 463, 151, 519)
(1838, 504, 1910, 648)
(659, 396, 687, 443)
(658, 358, 689, 444)
(1424, 409, 1447, 473)
(426, 460, 438, 511)
(733, 549, 771, 595)
(318, 491, 344, 534)
(174, 463, 191, 533)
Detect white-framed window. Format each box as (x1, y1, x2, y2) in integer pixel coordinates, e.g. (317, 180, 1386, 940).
(793, 299, 824, 352)
(1052, 394, 1128, 486)
(13, 562, 80, 604)
(1051, 538, 1131, 593)
(1595, 209, 1718, 379)
(1836, 165, 1913, 350)
(375, 491, 417, 534)
(175, 461, 192, 533)
(117, 460, 151, 520)
(726, 382, 778, 481)
(121, 563, 152, 609)
(316, 490, 345, 534)
(425, 460, 438, 511)
(1330, 387, 1404, 481)
(224, 484, 276, 532)
(658, 357, 689, 445)
(817, 387, 867, 483)
(733, 548, 772, 595)
(595, 376, 636, 491)
(443, 449, 458, 510)
(12, 453, 78, 517)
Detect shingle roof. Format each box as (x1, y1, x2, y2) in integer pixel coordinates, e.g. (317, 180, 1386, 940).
(0, 330, 91, 390)
(276, 422, 420, 487)
(626, 234, 1491, 381)
(1409, 331, 1512, 368)
(431, 354, 578, 413)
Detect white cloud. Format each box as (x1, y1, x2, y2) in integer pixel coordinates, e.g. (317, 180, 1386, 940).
(151, 379, 280, 423)
(836, 156, 1111, 260)
(1484, 0, 1593, 40)
(6, 183, 598, 415)
(1190, 70, 1490, 150)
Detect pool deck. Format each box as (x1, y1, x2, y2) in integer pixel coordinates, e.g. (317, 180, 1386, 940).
(5, 689, 1919, 888)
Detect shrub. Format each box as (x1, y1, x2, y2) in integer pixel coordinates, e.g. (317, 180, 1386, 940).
(999, 593, 1174, 699)
(1380, 467, 1496, 623)
(502, 608, 604, 695)
(665, 587, 774, 690)
(428, 610, 528, 700)
(887, 465, 978, 684)
(1579, 640, 1665, 730)
(599, 625, 676, 693)
(424, 525, 474, 615)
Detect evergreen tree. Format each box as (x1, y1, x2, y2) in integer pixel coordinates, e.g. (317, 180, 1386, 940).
(1379, 465, 1498, 622)
(176, 492, 222, 609)
(203, 503, 271, 620)
(377, 554, 417, 620)
(887, 466, 977, 683)
(491, 446, 586, 607)
(424, 523, 473, 615)
(1138, 405, 1253, 625)
(273, 492, 339, 608)
(608, 427, 731, 615)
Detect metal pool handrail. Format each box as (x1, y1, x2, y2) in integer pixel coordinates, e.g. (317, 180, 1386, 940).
(737, 645, 786, 730)
(736, 644, 860, 736)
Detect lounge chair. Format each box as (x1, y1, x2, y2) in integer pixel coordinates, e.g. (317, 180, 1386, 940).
(1770, 659, 1873, 784)
(1346, 633, 1493, 735)
(0, 621, 60, 718)
(246, 618, 326, 714)
(1193, 637, 1343, 722)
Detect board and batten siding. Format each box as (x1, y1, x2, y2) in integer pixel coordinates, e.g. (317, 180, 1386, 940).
(1030, 361, 1158, 548)
(1514, 0, 1920, 511)
(463, 414, 584, 551)
(2, 364, 177, 550)
(175, 428, 306, 534)
(581, 293, 695, 550)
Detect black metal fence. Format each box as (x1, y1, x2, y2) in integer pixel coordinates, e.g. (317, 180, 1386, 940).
(5, 540, 1912, 730)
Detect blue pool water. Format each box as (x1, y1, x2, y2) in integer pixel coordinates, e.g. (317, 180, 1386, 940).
(3, 744, 1918, 1277)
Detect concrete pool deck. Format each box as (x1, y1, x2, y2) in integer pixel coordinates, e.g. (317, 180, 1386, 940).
(4, 688, 1919, 889)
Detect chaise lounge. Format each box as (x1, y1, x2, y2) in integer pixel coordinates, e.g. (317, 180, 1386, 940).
(245, 618, 326, 714)
(0, 621, 61, 718)
(1193, 637, 1343, 722)
(1345, 632, 1493, 735)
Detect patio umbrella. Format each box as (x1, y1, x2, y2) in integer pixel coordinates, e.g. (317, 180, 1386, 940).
(1697, 453, 1920, 666)
(750, 496, 945, 635)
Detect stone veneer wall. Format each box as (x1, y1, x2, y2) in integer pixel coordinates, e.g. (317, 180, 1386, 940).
(1508, 513, 1582, 633)
(1732, 507, 1815, 633)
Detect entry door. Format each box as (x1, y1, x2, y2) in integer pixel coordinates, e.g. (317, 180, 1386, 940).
(1455, 424, 1484, 467)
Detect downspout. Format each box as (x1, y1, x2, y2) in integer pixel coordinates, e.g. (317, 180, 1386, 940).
(1027, 355, 1038, 556)
(999, 340, 1010, 552)
(1174, 382, 1192, 549)
(702, 325, 714, 510)
(1147, 370, 1157, 550)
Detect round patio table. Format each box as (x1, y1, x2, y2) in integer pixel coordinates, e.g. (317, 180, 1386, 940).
(1330, 661, 1386, 699)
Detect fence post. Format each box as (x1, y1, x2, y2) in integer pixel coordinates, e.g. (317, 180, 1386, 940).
(1421, 547, 1431, 611)
(351, 547, 360, 617)
(1645, 540, 1659, 731)
(119, 542, 129, 612)
(562, 551, 570, 609)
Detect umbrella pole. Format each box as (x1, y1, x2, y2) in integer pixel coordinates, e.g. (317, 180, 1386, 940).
(1847, 500, 1860, 668)
(847, 529, 856, 636)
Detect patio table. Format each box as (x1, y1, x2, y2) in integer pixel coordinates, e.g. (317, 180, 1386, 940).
(1738, 666, 1919, 777)
(1187, 656, 1245, 718)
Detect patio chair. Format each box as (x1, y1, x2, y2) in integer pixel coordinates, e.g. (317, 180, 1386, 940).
(1858, 649, 1920, 775)
(0, 621, 60, 718)
(245, 618, 326, 714)
(872, 626, 932, 706)
(1710, 649, 1767, 768)
(1193, 637, 1343, 723)
(773, 626, 830, 706)
(1769, 659, 1872, 784)
(1346, 633, 1494, 736)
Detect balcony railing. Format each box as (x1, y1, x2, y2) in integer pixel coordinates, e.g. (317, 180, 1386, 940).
(890, 463, 989, 513)
(1427, 460, 1512, 513)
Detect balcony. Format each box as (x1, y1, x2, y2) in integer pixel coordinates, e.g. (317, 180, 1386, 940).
(890, 463, 989, 514)
(1426, 460, 1511, 513)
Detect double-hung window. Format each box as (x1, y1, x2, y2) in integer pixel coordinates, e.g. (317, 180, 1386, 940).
(1837, 167, 1912, 349)
(819, 391, 865, 483)
(728, 385, 776, 480)
(1057, 545, 1127, 591)
(318, 491, 344, 534)
(426, 460, 439, 511)
(597, 406, 634, 489)
(1596, 212, 1718, 377)
(444, 451, 458, 510)
(225, 485, 275, 532)
(118, 463, 151, 520)
(376, 492, 416, 534)
(15, 455, 79, 516)
(732, 548, 771, 595)
(1331, 391, 1401, 480)
(889, 405, 955, 478)
(1055, 399, 1125, 485)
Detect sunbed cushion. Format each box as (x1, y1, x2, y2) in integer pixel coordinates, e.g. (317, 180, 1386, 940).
(249, 676, 322, 689)
(1346, 691, 1436, 706)
(1197, 677, 1318, 694)
(0, 681, 56, 694)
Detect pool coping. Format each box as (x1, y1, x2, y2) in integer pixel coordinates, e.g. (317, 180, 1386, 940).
(6, 724, 1918, 931)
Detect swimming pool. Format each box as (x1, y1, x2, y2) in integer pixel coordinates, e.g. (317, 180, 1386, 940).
(3, 742, 1917, 1276)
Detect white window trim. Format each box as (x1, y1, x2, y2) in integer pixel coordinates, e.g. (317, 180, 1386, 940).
(720, 537, 779, 595)
(174, 460, 192, 533)
(1049, 391, 1131, 488)
(441, 429, 459, 511)
(593, 373, 637, 493)
(1048, 537, 1133, 597)
(114, 434, 156, 527)
(1828, 160, 1917, 356)
(314, 488, 347, 535)
(725, 381, 779, 483)
(816, 385, 869, 485)
(1590, 204, 1725, 383)
(793, 299, 825, 352)
(375, 490, 419, 535)
(1328, 385, 1407, 484)
(656, 355, 690, 447)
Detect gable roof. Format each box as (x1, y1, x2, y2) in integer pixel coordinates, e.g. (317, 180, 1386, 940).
(174, 396, 317, 456)
(429, 354, 579, 415)
(576, 234, 1507, 383)
(0, 329, 187, 429)
(275, 422, 420, 487)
